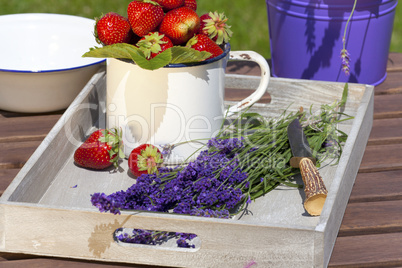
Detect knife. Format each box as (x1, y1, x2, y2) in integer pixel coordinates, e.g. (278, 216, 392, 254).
(287, 118, 328, 216)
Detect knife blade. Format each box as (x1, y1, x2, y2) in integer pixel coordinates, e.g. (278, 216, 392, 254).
(287, 118, 328, 216)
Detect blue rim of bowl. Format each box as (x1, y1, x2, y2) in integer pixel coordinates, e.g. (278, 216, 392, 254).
(0, 59, 106, 74)
(165, 43, 231, 68)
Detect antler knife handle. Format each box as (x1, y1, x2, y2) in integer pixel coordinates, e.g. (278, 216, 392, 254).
(299, 157, 328, 216)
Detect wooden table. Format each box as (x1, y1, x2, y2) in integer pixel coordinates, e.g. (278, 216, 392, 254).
(0, 54, 401, 267)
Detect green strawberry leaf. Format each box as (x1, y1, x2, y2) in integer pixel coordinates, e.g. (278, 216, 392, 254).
(82, 44, 212, 70)
(130, 48, 172, 70)
(170, 46, 212, 64)
(82, 44, 134, 59)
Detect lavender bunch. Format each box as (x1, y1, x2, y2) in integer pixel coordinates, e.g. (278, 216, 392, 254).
(91, 137, 248, 216)
(92, 138, 248, 248)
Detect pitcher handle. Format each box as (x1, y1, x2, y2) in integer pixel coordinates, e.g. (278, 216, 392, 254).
(226, 51, 270, 116)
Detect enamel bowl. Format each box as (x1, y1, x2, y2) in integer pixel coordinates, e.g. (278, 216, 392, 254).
(0, 13, 105, 113)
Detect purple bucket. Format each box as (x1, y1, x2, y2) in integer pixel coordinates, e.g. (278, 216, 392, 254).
(266, 0, 397, 85)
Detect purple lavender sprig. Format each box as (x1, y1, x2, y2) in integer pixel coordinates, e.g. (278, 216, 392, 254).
(340, 0, 357, 76)
(340, 47, 351, 76)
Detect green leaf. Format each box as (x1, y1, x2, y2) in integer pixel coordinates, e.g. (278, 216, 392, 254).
(340, 83, 349, 108)
(82, 43, 137, 59)
(83, 44, 212, 70)
(170, 46, 212, 64)
(83, 43, 173, 70)
(130, 48, 172, 70)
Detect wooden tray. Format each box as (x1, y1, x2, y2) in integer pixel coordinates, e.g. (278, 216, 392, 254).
(0, 70, 373, 268)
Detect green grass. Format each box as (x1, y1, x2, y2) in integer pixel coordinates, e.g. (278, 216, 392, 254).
(1, 0, 401, 59)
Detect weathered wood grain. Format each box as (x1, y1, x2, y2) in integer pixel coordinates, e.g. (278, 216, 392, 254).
(349, 170, 402, 202)
(368, 118, 402, 145)
(0, 113, 62, 141)
(386, 52, 402, 72)
(226, 60, 261, 77)
(338, 200, 402, 236)
(373, 93, 402, 119)
(225, 88, 271, 103)
(359, 144, 402, 173)
(375, 71, 402, 95)
(0, 169, 19, 196)
(329, 232, 402, 267)
(0, 141, 41, 169)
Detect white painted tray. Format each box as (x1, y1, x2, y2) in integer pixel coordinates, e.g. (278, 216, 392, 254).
(0, 70, 373, 268)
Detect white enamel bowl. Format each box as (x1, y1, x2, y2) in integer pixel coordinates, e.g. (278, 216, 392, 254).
(0, 13, 105, 113)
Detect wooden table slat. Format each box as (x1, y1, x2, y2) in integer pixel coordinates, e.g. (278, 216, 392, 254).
(0, 113, 62, 139)
(338, 199, 402, 236)
(373, 93, 402, 119)
(0, 140, 42, 169)
(349, 170, 402, 202)
(329, 232, 402, 267)
(358, 143, 402, 173)
(375, 71, 402, 95)
(368, 117, 402, 145)
(386, 52, 402, 71)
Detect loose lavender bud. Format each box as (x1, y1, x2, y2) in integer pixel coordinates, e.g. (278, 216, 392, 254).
(160, 144, 174, 157)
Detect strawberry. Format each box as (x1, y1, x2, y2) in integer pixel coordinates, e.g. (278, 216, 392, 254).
(186, 34, 224, 60)
(74, 128, 124, 170)
(198, 11, 233, 45)
(159, 7, 200, 45)
(95, 12, 133, 46)
(127, 0, 164, 37)
(183, 0, 197, 11)
(136, 32, 173, 59)
(128, 144, 164, 177)
(153, 0, 184, 10)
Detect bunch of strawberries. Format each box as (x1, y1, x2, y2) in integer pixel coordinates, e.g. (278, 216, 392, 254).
(94, 0, 232, 60)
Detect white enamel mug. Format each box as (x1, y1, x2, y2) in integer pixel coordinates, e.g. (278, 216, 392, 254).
(106, 45, 270, 163)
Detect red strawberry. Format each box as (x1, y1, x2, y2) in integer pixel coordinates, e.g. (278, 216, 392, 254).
(128, 144, 164, 177)
(159, 7, 200, 45)
(74, 128, 124, 170)
(95, 12, 133, 46)
(184, 0, 197, 11)
(127, 0, 164, 37)
(186, 34, 224, 60)
(198, 11, 233, 45)
(137, 32, 173, 59)
(153, 0, 184, 10)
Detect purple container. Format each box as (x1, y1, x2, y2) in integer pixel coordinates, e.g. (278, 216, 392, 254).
(266, 0, 397, 85)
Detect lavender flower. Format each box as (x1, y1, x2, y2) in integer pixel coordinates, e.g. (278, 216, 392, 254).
(160, 144, 174, 158)
(340, 0, 357, 76)
(340, 48, 351, 76)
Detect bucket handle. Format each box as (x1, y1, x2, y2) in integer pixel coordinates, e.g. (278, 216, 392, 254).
(226, 51, 270, 116)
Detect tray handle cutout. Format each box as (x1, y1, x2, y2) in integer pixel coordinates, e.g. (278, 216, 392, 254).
(113, 227, 200, 252)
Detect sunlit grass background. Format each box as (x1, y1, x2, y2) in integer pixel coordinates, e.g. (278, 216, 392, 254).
(1, 0, 401, 59)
